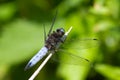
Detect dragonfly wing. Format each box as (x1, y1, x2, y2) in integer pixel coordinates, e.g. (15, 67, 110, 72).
(61, 38, 99, 50)
(48, 10, 58, 36)
(43, 24, 47, 43)
(52, 49, 92, 66)
(24, 46, 48, 70)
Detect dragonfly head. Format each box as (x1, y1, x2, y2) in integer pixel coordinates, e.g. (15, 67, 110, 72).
(56, 28, 65, 36)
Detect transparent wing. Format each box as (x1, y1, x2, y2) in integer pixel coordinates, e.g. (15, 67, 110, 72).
(51, 49, 93, 66)
(48, 10, 58, 36)
(50, 38, 99, 66)
(61, 38, 99, 50)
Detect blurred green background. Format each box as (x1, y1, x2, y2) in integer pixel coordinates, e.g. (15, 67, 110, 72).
(0, 0, 120, 80)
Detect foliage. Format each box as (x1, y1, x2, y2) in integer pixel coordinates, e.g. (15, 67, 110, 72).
(0, 0, 119, 80)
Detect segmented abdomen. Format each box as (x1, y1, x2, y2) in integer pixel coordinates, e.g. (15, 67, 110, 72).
(24, 46, 48, 70)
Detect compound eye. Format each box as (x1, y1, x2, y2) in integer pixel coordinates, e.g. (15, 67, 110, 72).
(56, 28, 65, 35)
(57, 29, 60, 32)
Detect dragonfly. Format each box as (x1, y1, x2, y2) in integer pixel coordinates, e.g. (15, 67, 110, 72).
(24, 11, 97, 71)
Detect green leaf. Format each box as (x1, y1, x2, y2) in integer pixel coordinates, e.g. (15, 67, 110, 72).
(95, 64, 120, 80)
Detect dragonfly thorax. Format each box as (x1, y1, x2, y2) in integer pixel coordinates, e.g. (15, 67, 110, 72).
(45, 28, 65, 50)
